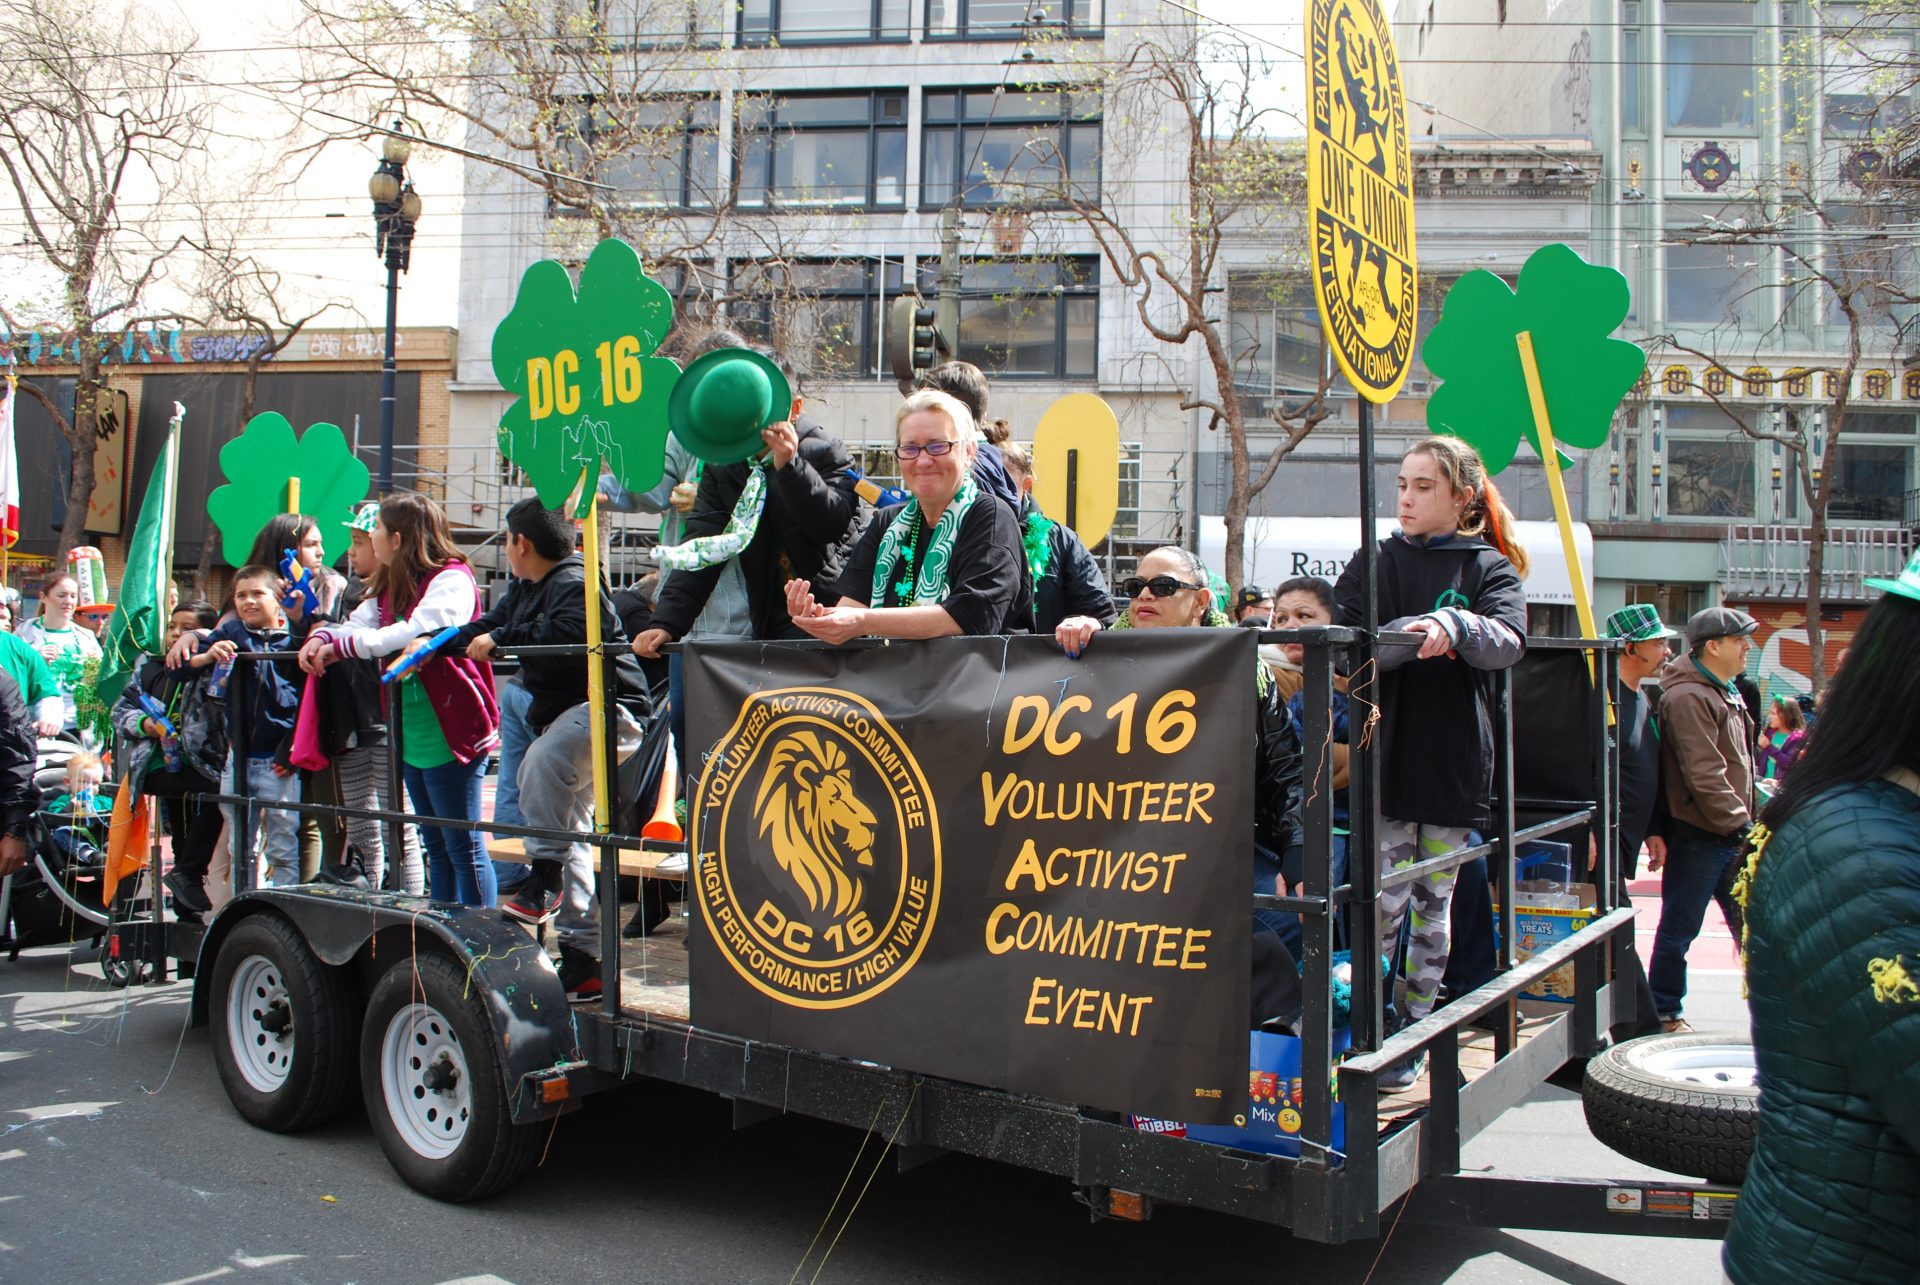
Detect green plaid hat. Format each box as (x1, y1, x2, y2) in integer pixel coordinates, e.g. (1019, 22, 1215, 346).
(1604, 602, 1680, 643)
(344, 501, 380, 534)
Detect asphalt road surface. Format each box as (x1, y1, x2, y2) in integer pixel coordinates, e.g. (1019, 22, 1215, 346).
(2, 935, 1744, 1285)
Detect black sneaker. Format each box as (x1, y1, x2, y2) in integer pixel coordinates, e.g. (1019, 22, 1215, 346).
(557, 947, 603, 1000)
(501, 863, 563, 925)
(163, 868, 212, 917)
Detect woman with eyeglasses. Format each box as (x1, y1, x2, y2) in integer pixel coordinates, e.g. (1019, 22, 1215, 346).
(788, 389, 1030, 643)
(1054, 545, 1308, 1027)
(1333, 435, 1529, 1091)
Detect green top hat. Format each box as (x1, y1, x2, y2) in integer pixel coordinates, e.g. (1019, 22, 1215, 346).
(1865, 547, 1920, 604)
(667, 347, 793, 465)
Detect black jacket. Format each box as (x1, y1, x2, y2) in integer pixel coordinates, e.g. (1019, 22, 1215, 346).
(1257, 674, 1305, 857)
(651, 419, 865, 642)
(838, 496, 1032, 635)
(202, 618, 307, 759)
(449, 554, 650, 734)
(1022, 498, 1117, 635)
(0, 669, 40, 837)
(1334, 533, 1528, 830)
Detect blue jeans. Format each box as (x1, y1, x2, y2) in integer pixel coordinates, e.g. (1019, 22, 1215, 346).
(404, 756, 494, 907)
(489, 678, 535, 892)
(221, 754, 301, 888)
(1648, 822, 1745, 1020)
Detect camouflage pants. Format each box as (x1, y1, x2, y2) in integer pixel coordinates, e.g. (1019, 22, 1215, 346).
(1377, 819, 1474, 1024)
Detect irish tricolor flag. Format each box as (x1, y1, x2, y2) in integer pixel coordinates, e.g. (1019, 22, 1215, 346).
(0, 373, 20, 547)
(98, 401, 183, 704)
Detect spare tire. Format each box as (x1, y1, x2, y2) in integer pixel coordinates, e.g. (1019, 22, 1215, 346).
(1582, 1032, 1757, 1185)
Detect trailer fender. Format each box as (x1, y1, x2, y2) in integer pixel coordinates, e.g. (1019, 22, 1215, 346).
(190, 888, 578, 1122)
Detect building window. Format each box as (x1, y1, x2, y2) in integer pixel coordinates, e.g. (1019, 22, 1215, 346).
(739, 91, 908, 208)
(921, 88, 1100, 208)
(1623, 27, 1643, 134)
(1828, 442, 1910, 521)
(1821, 5, 1914, 134)
(1666, 406, 1756, 518)
(1227, 273, 1326, 399)
(1665, 13, 1756, 132)
(926, 0, 1101, 39)
(555, 98, 720, 211)
(740, 0, 907, 45)
(597, 0, 725, 49)
(731, 259, 904, 379)
(916, 257, 1098, 379)
(1665, 233, 1766, 329)
(1825, 204, 1914, 327)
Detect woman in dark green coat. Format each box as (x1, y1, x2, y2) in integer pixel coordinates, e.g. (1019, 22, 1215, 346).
(1725, 555, 1920, 1283)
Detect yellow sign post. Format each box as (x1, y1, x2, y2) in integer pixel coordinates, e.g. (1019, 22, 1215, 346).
(1031, 393, 1121, 549)
(1305, 0, 1418, 404)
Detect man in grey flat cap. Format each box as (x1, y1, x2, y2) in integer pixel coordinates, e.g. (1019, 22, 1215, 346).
(1649, 605, 1759, 1033)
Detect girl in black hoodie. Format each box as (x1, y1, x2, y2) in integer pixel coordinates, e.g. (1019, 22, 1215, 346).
(1335, 436, 1528, 1088)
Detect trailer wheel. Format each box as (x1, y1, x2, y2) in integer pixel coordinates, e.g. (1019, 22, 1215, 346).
(209, 914, 356, 1132)
(1582, 1032, 1757, 1185)
(360, 952, 540, 1202)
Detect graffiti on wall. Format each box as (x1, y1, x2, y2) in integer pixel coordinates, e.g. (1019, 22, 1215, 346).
(0, 325, 413, 368)
(1736, 600, 1868, 703)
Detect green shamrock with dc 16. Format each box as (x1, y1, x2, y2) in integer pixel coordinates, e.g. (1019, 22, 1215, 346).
(490, 238, 683, 514)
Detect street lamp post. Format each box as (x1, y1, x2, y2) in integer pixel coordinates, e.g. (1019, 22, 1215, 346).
(369, 124, 423, 496)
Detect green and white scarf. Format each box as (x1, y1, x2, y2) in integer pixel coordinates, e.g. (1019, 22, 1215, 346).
(871, 476, 979, 606)
(656, 464, 766, 571)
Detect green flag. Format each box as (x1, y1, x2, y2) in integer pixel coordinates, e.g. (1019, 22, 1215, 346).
(97, 401, 182, 706)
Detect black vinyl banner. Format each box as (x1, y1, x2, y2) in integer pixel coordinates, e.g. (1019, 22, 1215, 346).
(685, 630, 1253, 1125)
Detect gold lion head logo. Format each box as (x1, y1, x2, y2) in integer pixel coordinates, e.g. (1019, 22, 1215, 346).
(753, 730, 879, 920)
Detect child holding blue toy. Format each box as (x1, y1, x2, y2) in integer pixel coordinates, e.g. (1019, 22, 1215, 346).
(173, 566, 309, 888)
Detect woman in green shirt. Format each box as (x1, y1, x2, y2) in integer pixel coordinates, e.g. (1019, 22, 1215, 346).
(19, 575, 103, 732)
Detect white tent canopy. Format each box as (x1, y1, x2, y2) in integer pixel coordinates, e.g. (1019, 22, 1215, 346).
(1196, 516, 1594, 607)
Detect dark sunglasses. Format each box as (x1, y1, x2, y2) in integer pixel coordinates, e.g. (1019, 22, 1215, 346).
(1121, 575, 1206, 600)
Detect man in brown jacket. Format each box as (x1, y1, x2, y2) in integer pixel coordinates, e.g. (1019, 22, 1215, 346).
(1648, 605, 1758, 1032)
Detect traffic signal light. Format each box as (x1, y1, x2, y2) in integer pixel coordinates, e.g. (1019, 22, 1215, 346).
(885, 294, 947, 385)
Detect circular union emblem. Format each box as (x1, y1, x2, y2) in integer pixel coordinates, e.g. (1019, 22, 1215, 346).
(1686, 142, 1733, 192)
(1306, 0, 1417, 402)
(1843, 146, 1886, 191)
(693, 687, 940, 1009)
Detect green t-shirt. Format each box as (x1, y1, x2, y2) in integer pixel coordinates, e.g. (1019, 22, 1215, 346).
(0, 631, 60, 708)
(399, 675, 455, 769)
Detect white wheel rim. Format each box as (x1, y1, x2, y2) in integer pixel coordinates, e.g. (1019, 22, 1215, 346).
(381, 1001, 473, 1159)
(1641, 1044, 1757, 1089)
(227, 955, 295, 1094)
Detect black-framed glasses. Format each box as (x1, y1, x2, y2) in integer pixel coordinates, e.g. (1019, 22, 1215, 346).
(1121, 575, 1205, 600)
(894, 440, 962, 461)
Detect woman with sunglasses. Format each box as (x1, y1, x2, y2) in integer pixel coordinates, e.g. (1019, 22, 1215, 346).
(1054, 545, 1307, 1026)
(1333, 435, 1529, 1091)
(788, 389, 1029, 643)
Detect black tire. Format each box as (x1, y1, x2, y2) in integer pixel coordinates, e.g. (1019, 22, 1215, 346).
(208, 914, 357, 1132)
(1582, 1032, 1757, 1185)
(359, 951, 541, 1202)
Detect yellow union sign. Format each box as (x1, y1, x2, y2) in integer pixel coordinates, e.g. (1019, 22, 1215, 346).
(1306, 0, 1418, 403)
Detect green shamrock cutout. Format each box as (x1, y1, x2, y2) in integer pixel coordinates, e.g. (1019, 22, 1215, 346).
(206, 412, 371, 568)
(491, 238, 682, 513)
(1423, 243, 1648, 474)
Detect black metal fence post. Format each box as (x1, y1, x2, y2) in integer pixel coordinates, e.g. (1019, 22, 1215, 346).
(598, 641, 623, 1018)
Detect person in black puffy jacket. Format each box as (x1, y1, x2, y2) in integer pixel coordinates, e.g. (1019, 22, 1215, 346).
(1053, 544, 1305, 1026)
(1724, 560, 1920, 1284)
(1334, 436, 1528, 1090)
(996, 437, 1115, 636)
